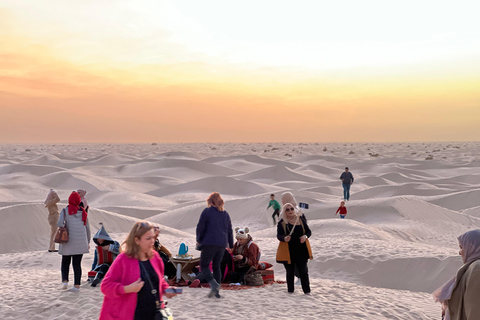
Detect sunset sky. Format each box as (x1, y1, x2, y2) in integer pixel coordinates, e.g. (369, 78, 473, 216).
(1, 0, 479, 143)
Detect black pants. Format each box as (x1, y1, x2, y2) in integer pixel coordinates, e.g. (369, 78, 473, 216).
(284, 260, 310, 293)
(272, 209, 280, 225)
(230, 266, 250, 284)
(94, 263, 110, 279)
(61, 254, 83, 285)
(199, 245, 225, 285)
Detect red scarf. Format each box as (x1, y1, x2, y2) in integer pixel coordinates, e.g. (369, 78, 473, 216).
(68, 191, 88, 226)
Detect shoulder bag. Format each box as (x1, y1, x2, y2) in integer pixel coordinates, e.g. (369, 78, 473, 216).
(54, 209, 69, 244)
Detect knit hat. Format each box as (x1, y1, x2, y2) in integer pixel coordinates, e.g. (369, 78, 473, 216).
(235, 227, 250, 240)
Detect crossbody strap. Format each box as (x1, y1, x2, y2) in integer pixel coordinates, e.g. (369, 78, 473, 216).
(139, 261, 162, 310)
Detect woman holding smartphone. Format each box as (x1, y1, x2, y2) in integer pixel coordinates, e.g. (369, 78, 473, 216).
(276, 203, 312, 295)
(99, 221, 177, 320)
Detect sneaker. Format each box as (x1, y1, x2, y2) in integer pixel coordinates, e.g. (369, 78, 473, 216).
(61, 282, 68, 290)
(189, 279, 201, 288)
(67, 287, 80, 292)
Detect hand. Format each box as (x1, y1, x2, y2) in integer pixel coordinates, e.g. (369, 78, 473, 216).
(284, 235, 291, 242)
(124, 278, 144, 293)
(164, 292, 177, 299)
(234, 254, 243, 261)
(300, 235, 307, 243)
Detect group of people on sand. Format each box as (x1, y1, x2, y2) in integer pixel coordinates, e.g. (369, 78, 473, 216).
(45, 179, 480, 320)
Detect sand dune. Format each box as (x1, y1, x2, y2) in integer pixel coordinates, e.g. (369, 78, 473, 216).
(1, 142, 480, 319)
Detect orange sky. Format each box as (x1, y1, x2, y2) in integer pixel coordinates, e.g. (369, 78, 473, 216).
(1, 0, 479, 143)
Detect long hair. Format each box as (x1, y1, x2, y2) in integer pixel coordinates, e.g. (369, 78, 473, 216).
(122, 221, 154, 259)
(207, 192, 225, 212)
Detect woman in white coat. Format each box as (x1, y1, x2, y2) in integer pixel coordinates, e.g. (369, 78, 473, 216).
(58, 191, 90, 291)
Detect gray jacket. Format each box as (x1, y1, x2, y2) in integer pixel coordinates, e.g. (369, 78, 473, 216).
(57, 207, 91, 256)
(448, 259, 480, 320)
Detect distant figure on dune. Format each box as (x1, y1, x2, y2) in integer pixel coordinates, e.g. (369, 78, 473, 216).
(335, 201, 347, 219)
(230, 226, 261, 284)
(77, 189, 89, 212)
(196, 192, 233, 298)
(45, 189, 60, 252)
(90, 223, 120, 287)
(340, 167, 354, 201)
(433, 229, 480, 320)
(99, 221, 177, 320)
(58, 191, 91, 292)
(276, 203, 312, 295)
(267, 194, 281, 225)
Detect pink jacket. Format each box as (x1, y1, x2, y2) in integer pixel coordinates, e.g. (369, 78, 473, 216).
(99, 251, 169, 320)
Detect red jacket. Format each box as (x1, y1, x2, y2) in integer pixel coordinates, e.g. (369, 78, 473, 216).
(336, 206, 347, 215)
(232, 239, 260, 269)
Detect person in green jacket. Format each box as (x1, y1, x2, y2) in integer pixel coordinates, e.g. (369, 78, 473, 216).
(267, 194, 281, 225)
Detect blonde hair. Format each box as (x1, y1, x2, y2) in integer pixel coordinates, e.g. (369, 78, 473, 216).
(207, 192, 225, 212)
(123, 221, 154, 259)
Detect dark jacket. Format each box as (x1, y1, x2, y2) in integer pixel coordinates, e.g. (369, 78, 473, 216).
(196, 207, 234, 248)
(340, 171, 354, 184)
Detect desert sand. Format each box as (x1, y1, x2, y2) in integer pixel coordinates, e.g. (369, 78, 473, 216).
(1, 142, 479, 320)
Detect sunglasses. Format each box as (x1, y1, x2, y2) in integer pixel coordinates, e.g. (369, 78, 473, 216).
(285, 207, 295, 212)
(137, 222, 155, 231)
(237, 230, 245, 234)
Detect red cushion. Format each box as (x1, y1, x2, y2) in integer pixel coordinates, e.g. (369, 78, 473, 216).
(257, 261, 273, 270)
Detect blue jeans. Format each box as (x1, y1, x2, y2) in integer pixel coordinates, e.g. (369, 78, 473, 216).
(343, 183, 351, 200)
(340, 214, 346, 219)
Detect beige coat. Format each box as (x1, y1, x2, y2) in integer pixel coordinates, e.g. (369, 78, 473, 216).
(448, 259, 480, 320)
(45, 192, 60, 223)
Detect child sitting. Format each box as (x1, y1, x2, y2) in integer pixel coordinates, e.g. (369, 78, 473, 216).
(230, 227, 260, 284)
(90, 223, 120, 287)
(335, 201, 347, 219)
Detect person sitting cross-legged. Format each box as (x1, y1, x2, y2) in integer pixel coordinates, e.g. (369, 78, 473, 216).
(90, 223, 120, 287)
(230, 227, 260, 284)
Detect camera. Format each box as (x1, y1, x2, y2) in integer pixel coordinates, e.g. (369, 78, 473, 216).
(299, 202, 309, 209)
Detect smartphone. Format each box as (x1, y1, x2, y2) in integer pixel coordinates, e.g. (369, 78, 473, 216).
(299, 202, 309, 209)
(165, 287, 183, 294)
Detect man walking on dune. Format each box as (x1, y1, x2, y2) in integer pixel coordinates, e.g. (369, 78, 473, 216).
(340, 167, 354, 201)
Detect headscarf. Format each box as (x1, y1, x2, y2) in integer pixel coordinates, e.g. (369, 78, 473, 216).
(77, 189, 88, 208)
(68, 191, 88, 226)
(281, 192, 298, 207)
(432, 229, 480, 319)
(44, 189, 57, 206)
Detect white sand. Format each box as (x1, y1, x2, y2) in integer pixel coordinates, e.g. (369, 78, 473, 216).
(1, 142, 480, 320)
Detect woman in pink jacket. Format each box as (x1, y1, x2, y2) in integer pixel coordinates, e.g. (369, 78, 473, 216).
(99, 221, 177, 320)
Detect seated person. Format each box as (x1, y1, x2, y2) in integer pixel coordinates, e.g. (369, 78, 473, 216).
(90, 223, 120, 287)
(230, 227, 260, 284)
(153, 226, 177, 279)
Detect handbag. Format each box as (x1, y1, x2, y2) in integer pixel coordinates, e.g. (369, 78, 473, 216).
(140, 263, 174, 320)
(54, 209, 68, 244)
(244, 268, 264, 286)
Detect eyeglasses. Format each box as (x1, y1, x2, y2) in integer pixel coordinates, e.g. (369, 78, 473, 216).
(237, 230, 245, 234)
(285, 207, 295, 212)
